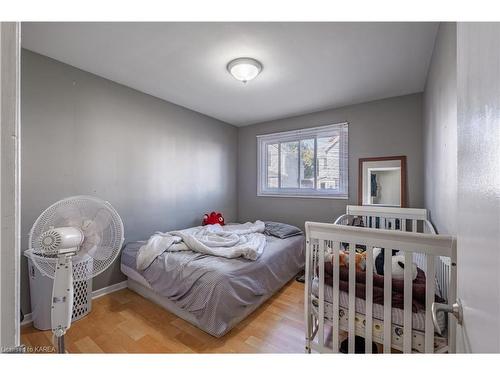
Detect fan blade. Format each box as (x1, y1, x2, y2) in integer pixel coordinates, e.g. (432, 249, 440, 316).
(91, 209, 113, 232)
(79, 231, 100, 251)
(65, 218, 84, 229)
(87, 245, 115, 261)
(55, 204, 83, 223)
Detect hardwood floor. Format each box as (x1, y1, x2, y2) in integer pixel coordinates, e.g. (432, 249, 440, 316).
(21, 280, 306, 353)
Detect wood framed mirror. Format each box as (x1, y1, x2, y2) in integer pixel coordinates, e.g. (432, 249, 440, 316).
(358, 156, 407, 207)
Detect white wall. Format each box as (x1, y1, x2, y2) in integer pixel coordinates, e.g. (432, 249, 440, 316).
(456, 22, 500, 353)
(423, 22, 457, 235)
(372, 169, 400, 206)
(424, 21, 500, 353)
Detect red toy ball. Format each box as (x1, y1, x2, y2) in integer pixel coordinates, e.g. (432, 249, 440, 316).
(202, 211, 225, 226)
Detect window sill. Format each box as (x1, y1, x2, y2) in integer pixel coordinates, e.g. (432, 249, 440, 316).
(257, 193, 349, 200)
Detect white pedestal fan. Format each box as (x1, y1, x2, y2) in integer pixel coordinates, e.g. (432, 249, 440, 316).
(25, 196, 124, 353)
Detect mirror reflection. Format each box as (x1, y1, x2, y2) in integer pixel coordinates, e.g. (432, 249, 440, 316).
(359, 156, 406, 207)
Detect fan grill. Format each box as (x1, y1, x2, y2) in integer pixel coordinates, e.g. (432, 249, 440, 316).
(24, 249, 94, 282)
(28, 196, 124, 281)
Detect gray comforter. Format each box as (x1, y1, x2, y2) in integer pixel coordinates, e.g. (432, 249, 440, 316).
(121, 234, 305, 337)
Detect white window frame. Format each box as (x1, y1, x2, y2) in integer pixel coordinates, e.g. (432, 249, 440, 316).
(257, 122, 348, 199)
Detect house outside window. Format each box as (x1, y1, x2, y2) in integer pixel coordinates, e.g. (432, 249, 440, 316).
(257, 123, 348, 198)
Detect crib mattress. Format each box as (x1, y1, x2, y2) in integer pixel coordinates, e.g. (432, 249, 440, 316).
(311, 278, 446, 334)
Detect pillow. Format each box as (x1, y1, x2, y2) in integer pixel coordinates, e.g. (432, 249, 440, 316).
(264, 221, 303, 239)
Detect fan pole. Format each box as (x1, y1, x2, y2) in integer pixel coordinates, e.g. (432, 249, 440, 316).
(51, 253, 74, 354)
(56, 335, 65, 354)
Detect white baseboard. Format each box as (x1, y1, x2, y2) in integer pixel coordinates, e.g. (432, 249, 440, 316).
(21, 280, 128, 327)
(91, 280, 128, 300)
(21, 313, 33, 327)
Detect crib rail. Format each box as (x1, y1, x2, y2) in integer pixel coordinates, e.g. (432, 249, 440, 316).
(336, 205, 435, 233)
(336, 206, 450, 300)
(305, 214, 457, 354)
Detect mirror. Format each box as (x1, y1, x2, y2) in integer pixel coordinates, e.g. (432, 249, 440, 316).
(358, 156, 407, 207)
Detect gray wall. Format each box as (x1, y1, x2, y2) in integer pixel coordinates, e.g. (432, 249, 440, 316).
(423, 23, 457, 235)
(237, 94, 424, 228)
(20, 50, 238, 313)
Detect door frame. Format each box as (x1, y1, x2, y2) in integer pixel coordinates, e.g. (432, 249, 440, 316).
(0, 22, 21, 350)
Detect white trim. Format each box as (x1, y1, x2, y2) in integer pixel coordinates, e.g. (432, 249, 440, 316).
(0, 22, 21, 349)
(91, 281, 128, 300)
(20, 313, 33, 327)
(257, 122, 349, 198)
(256, 122, 349, 138)
(256, 193, 349, 200)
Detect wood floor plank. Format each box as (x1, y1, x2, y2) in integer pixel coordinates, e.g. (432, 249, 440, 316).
(134, 335, 174, 353)
(92, 333, 128, 353)
(245, 335, 284, 353)
(74, 336, 104, 353)
(21, 279, 305, 353)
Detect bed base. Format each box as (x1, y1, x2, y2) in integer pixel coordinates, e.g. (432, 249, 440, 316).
(121, 264, 218, 336)
(126, 278, 209, 333)
(122, 263, 298, 339)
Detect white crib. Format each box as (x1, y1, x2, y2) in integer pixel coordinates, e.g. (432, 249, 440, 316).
(304, 205, 457, 354)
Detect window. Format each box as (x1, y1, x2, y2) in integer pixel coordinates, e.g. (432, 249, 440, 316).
(257, 123, 348, 198)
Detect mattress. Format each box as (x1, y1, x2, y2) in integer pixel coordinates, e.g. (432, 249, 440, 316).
(120, 233, 305, 337)
(311, 278, 446, 334)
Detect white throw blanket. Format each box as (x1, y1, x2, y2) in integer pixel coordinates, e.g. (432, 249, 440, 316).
(136, 221, 266, 271)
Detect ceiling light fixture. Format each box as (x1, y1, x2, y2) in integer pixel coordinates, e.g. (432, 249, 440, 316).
(227, 57, 263, 83)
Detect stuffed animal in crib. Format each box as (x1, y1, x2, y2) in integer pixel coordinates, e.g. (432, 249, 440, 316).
(373, 248, 417, 280)
(340, 251, 367, 272)
(327, 250, 367, 272)
(202, 211, 225, 226)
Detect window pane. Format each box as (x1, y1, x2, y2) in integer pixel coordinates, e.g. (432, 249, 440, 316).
(258, 123, 348, 197)
(266, 143, 279, 188)
(300, 139, 315, 188)
(280, 141, 299, 188)
(317, 135, 340, 190)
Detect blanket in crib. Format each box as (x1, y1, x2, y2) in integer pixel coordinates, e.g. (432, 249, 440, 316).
(321, 263, 445, 312)
(136, 221, 266, 270)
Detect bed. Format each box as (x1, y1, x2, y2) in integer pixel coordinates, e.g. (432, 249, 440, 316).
(305, 206, 457, 354)
(120, 228, 305, 337)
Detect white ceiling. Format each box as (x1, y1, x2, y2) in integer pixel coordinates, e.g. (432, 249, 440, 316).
(22, 22, 438, 126)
